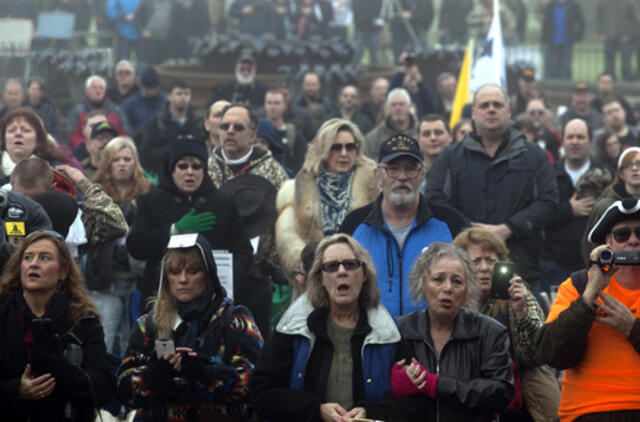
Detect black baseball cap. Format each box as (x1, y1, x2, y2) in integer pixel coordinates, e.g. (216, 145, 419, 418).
(378, 133, 422, 163)
(90, 120, 117, 139)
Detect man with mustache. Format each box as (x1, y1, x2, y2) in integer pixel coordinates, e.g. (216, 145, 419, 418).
(340, 133, 452, 316)
(208, 103, 289, 336)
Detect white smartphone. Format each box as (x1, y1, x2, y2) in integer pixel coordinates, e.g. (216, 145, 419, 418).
(155, 339, 175, 358)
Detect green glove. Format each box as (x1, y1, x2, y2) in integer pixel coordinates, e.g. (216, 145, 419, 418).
(175, 208, 217, 233)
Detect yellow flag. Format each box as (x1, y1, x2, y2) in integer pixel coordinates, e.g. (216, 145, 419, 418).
(449, 41, 473, 129)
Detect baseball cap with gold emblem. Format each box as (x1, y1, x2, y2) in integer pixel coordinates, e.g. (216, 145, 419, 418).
(378, 132, 423, 163)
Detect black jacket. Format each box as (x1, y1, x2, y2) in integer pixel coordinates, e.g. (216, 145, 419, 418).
(126, 167, 253, 312)
(390, 0, 434, 34)
(543, 159, 610, 271)
(377, 308, 514, 422)
(426, 129, 559, 282)
(0, 293, 114, 422)
(541, 0, 584, 45)
(352, 0, 383, 32)
(137, 102, 206, 176)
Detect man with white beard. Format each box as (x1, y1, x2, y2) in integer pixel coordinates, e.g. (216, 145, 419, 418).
(208, 54, 268, 109)
(340, 133, 452, 316)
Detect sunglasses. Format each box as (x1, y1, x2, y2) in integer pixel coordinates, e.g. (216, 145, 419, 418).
(176, 163, 203, 171)
(611, 226, 640, 243)
(320, 259, 362, 273)
(330, 142, 358, 153)
(219, 122, 247, 132)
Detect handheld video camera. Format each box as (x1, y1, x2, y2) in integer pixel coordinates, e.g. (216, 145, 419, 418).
(596, 248, 640, 268)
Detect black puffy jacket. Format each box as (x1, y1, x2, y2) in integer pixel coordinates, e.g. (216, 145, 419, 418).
(382, 308, 514, 422)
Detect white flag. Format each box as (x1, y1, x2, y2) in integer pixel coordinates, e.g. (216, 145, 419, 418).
(470, 0, 506, 93)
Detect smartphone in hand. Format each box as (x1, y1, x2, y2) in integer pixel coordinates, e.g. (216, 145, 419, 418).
(155, 339, 175, 359)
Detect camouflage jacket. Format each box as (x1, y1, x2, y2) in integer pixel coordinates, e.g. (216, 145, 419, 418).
(480, 290, 545, 367)
(208, 147, 289, 271)
(77, 178, 129, 246)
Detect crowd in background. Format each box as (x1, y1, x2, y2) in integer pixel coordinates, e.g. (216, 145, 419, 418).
(0, 1, 639, 422)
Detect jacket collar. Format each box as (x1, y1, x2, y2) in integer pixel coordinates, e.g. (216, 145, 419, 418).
(277, 293, 400, 345)
(463, 128, 528, 165)
(364, 193, 435, 230)
(401, 308, 481, 341)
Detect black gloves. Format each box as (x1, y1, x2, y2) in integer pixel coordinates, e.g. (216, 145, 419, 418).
(142, 358, 178, 392)
(180, 352, 239, 385)
(29, 336, 61, 374)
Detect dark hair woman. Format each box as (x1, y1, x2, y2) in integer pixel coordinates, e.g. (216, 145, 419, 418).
(0, 230, 115, 421)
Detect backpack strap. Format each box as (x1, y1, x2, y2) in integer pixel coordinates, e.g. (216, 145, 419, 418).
(569, 268, 589, 295)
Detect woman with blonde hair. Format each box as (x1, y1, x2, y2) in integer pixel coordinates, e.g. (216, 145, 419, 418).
(92, 136, 151, 202)
(276, 118, 378, 276)
(86, 136, 151, 356)
(117, 234, 262, 421)
(251, 233, 402, 421)
(0, 231, 114, 421)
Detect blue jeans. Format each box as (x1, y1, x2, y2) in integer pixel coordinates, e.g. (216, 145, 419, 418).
(89, 278, 136, 355)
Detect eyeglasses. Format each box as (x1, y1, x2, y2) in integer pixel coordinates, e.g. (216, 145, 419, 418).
(330, 142, 358, 153)
(528, 109, 545, 116)
(219, 122, 247, 132)
(320, 259, 362, 273)
(622, 160, 640, 171)
(611, 226, 640, 243)
(117, 70, 133, 76)
(380, 164, 423, 179)
(176, 163, 203, 171)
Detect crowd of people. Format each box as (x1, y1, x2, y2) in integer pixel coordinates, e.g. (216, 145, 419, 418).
(0, 2, 640, 422)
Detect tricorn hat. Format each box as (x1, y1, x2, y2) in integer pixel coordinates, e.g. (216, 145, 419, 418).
(588, 198, 640, 244)
(219, 175, 278, 238)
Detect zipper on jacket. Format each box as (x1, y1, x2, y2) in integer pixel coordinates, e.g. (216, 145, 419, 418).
(398, 250, 403, 315)
(436, 360, 440, 422)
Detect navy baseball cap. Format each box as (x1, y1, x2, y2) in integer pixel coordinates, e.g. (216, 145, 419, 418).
(378, 132, 423, 163)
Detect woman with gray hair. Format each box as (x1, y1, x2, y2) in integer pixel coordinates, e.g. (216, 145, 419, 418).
(389, 242, 514, 422)
(251, 233, 402, 422)
(275, 118, 378, 277)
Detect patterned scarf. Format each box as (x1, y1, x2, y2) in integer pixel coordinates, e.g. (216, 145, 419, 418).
(175, 292, 213, 349)
(317, 168, 355, 235)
